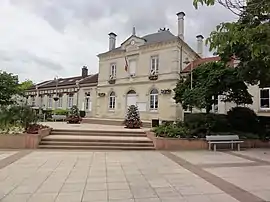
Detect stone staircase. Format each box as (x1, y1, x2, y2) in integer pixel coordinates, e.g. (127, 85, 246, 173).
(39, 129, 155, 150)
(82, 118, 152, 128)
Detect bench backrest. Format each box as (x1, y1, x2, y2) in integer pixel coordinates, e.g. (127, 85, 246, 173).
(206, 135, 240, 141)
(52, 115, 66, 118)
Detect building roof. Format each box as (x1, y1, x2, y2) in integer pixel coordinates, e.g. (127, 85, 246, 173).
(27, 74, 98, 91)
(99, 30, 179, 56)
(181, 56, 221, 73)
(142, 30, 177, 45)
(79, 73, 99, 85)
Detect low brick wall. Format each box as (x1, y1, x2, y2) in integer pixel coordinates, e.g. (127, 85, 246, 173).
(146, 131, 270, 150)
(146, 131, 208, 150)
(0, 128, 51, 149)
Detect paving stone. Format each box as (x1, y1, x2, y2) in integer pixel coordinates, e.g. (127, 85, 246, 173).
(109, 189, 133, 200)
(1, 193, 31, 202)
(85, 182, 107, 191)
(55, 192, 83, 202)
(108, 182, 129, 190)
(61, 183, 85, 193)
(82, 190, 108, 201)
(131, 188, 158, 199)
(28, 193, 58, 202)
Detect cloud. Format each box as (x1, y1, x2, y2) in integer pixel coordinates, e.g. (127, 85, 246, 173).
(1, 0, 236, 82)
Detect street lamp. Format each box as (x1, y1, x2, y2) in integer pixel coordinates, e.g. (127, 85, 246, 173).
(53, 76, 59, 110)
(76, 80, 80, 107)
(183, 58, 194, 89)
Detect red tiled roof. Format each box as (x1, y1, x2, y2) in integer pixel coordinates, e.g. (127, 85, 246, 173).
(182, 56, 221, 73)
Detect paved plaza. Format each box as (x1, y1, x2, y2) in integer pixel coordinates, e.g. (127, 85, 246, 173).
(0, 149, 269, 202)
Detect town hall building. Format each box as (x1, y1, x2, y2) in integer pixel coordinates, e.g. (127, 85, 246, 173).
(26, 11, 206, 122)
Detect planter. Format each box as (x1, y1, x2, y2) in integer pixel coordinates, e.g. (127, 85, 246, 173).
(0, 128, 51, 149)
(146, 131, 207, 150)
(79, 110, 86, 118)
(149, 75, 158, 80)
(108, 79, 116, 84)
(146, 131, 270, 150)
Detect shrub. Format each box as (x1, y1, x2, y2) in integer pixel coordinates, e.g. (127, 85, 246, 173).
(54, 109, 68, 116)
(42, 109, 53, 120)
(184, 113, 230, 138)
(123, 105, 142, 129)
(153, 123, 191, 138)
(227, 107, 260, 134)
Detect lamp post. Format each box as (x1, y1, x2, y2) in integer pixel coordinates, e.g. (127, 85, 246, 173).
(183, 58, 194, 113)
(76, 80, 80, 107)
(183, 58, 194, 89)
(53, 76, 59, 111)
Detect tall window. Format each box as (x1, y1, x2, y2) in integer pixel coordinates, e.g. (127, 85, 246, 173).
(48, 95, 52, 108)
(110, 64, 116, 78)
(109, 91, 116, 110)
(150, 89, 158, 110)
(68, 94, 74, 108)
(58, 95, 63, 108)
(40, 95, 43, 107)
(260, 88, 270, 109)
(150, 56, 159, 74)
(31, 96, 35, 106)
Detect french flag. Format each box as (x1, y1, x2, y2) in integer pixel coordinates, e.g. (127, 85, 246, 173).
(125, 57, 128, 72)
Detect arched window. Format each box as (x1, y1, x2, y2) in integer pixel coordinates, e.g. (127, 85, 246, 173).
(127, 90, 136, 95)
(109, 91, 116, 109)
(150, 89, 158, 110)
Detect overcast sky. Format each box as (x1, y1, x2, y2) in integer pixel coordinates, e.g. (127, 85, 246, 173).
(0, 0, 237, 83)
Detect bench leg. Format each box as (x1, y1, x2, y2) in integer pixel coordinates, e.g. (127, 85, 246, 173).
(214, 144, 217, 152)
(208, 143, 211, 151)
(231, 143, 234, 150)
(238, 143, 240, 151)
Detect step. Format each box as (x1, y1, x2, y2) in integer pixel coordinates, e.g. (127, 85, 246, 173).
(38, 145, 155, 150)
(82, 118, 152, 128)
(50, 130, 146, 137)
(42, 135, 152, 143)
(51, 129, 146, 134)
(40, 141, 154, 147)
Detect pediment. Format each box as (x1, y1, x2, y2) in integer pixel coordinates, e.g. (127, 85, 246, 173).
(121, 35, 146, 51)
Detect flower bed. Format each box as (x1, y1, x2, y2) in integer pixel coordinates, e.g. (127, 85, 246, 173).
(0, 127, 51, 149)
(147, 131, 270, 150)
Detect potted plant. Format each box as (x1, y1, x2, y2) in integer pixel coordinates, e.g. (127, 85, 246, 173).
(123, 105, 142, 129)
(66, 105, 82, 124)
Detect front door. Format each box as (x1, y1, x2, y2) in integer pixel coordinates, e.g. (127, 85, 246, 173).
(126, 90, 137, 108)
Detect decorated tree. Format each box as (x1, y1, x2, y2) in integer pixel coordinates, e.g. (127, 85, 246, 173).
(193, 0, 270, 86)
(174, 62, 253, 113)
(124, 105, 142, 128)
(66, 105, 82, 124)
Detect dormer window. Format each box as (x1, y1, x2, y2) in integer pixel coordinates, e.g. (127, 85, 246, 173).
(110, 63, 116, 79)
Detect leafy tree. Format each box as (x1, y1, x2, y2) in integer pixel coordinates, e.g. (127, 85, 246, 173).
(0, 71, 20, 106)
(19, 80, 34, 91)
(193, 0, 270, 86)
(174, 62, 253, 113)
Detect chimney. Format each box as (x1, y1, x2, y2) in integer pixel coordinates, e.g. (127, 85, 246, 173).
(108, 32, 117, 51)
(176, 11, 185, 40)
(82, 66, 88, 78)
(196, 35, 204, 57)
